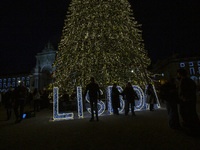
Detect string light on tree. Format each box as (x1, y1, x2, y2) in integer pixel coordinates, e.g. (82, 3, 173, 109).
(52, 0, 151, 96)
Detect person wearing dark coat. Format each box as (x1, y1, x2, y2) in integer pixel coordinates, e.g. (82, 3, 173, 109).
(14, 81, 28, 123)
(4, 87, 14, 120)
(122, 82, 138, 116)
(146, 84, 156, 111)
(177, 69, 200, 134)
(160, 78, 181, 129)
(84, 77, 100, 121)
(111, 83, 121, 115)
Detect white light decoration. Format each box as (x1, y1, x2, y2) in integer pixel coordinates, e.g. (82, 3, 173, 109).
(107, 86, 125, 114)
(189, 67, 195, 75)
(53, 87, 74, 121)
(197, 61, 200, 66)
(133, 85, 145, 111)
(180, 62, 185, 68)
(85, 89, 106, 116)
(77, 86, 84, 118)
(53, 85, 160, 121)
(189, 62, 193, 67)
(107, 85, 145, 114)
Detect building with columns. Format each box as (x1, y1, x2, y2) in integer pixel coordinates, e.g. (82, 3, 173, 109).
(151, 54, 200, 88)
(33, 42, 56, 91)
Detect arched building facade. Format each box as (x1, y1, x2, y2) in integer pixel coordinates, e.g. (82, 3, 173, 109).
(33, 42, 56, 91)
(0, 42, 56, 92)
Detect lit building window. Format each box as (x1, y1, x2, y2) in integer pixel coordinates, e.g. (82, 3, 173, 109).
(190, 68, 195, 75)
(3, 83, 6, 88)
(8, 83, 11, 88)
(199, 67, 200, 74)
(189, 62, 193, 67)
(3, 79, 6, 83)
(22, 77, 25, 81)
(12, 78, 15, 82)
(26, 81, 29, 86)
(8, 78, 11, 82)
(180, 63, 185, 68)
(12, 82, 15, 87)
(17, 77, 20, 81)
(26, 76, 30, 80)
(198, 61, 200, 66)
(0, 79, 2, 82)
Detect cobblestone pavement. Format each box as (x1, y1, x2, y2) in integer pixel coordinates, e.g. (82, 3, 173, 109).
(0, 103, 200, 150)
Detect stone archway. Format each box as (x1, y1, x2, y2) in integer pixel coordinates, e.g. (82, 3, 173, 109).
(41, 65, 52, 89)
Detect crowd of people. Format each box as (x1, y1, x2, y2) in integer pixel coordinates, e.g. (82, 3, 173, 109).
(0, 81, 50, 123)
(160, 68, 200, 136)
(0, 68, 199, 137)
(83, 69, 199, 136)
(84, 77, 141, 122)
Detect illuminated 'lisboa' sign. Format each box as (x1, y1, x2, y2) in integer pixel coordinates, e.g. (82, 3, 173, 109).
(53, 85, 160, 121)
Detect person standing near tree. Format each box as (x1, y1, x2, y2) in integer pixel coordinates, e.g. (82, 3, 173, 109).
(111, 83, 121, 115)
(146, 83, 156, 111)
(4, 87, 14, 120)
(122, 82, 138, 116)
(84, 77, 100, 122)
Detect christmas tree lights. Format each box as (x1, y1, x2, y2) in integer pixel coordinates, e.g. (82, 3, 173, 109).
(52, 0, 151, 96)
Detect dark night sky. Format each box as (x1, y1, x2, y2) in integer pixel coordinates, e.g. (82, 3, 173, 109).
(0, 0, 200, 74)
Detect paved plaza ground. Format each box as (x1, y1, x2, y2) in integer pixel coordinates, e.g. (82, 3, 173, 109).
(0, 102, 200, 150)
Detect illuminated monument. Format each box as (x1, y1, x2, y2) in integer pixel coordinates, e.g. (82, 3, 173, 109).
(33, 42, 56, 90)
(0, 42, 56, 92)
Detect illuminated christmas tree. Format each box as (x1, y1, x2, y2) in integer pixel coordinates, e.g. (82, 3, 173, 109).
(52, 0, 151, 95)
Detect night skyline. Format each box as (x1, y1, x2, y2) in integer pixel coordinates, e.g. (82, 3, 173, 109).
(1, 0, 200, 74)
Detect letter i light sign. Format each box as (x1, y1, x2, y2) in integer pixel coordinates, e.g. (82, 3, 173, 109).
(52, 85, 160, 121)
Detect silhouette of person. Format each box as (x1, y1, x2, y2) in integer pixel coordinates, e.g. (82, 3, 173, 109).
(4, 87, 14, 120)
(14, 81, 28, 123)
(160, 78, 181, 129)
(122, 82, 138, 116)
(84, 77, 100, 121)
(111, 83, 121, 115)
(177, 68, 200, 132)
(146, 83, 156, 111)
